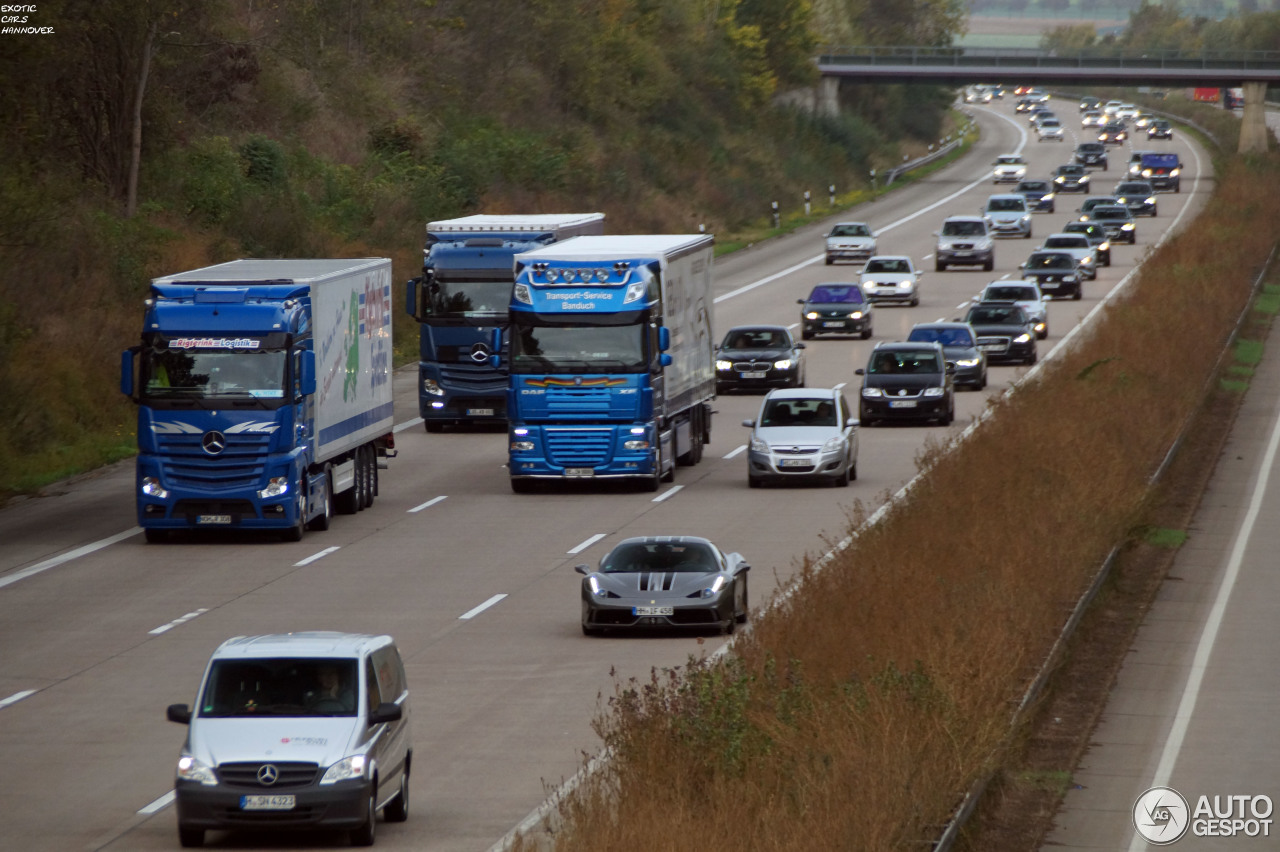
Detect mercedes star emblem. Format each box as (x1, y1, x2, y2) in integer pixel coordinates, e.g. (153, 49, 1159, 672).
(257, 764, 279, 785)
(201, 431, 227, 455)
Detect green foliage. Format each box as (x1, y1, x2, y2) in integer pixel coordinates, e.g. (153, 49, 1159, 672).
(240, 135, 288, 187)
(181, 136, 245, 225)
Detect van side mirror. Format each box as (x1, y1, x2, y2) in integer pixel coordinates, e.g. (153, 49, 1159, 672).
(167, 703, 192, 725)
(368, 702, 403, 726)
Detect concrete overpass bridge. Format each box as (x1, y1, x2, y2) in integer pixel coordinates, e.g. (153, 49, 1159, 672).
(812, 46, 1280, 151)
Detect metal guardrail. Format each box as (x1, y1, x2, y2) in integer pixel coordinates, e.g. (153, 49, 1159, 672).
(819, 45, 1280, 71)
(883, 138, 962, 187)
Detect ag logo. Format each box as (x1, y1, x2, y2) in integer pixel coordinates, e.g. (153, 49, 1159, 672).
(1133, 786, 1190, 845)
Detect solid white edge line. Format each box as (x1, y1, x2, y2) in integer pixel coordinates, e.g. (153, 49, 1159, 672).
(138, 790, 175, 815)
(408, 495, 447, 513)
(459, 593, 507, 620)
(652, 485, 683, 503)
(0, 527, 143, 590)
(293, 546, 340, 567)
(0, 689, 36, 709)
(567, 534, 606, 555)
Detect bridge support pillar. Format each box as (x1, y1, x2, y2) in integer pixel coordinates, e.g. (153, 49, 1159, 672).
(818, 76, 840, 118)
(1239, 80, 1270, 153)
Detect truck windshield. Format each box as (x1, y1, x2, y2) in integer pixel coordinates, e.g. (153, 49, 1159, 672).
(143, 349, 286, 401)
(424, 277, 511, 320)
(510, 320, 647, 374)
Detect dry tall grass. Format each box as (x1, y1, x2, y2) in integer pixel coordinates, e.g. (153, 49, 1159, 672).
(535, 154, 1280, 851)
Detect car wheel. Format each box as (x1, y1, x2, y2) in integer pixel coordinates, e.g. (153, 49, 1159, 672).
(1027, 350, 1038, 365)
(1025, 228, 1032, 239)
(801, 329, 813, 340)
(910, 294, 919, 307)
(861, 326, 872, 340)
(836, 458, 851, 487)
(350, 788, 377, 846)
(178, 826, 204, 848)
(748, 472, 762, 489)
(1152, 207, 1158, 217)
(424, 421, 444, 433)
(384, 771, 410, 823)
(144, 528, 169, 544)
(1048, 204, 1055, 213)
(983, 258, 994, 272)
(307, 469, 333, 531)
(825, 256, 833, 265)
(979, 369, 988, 390)
(936, 261, 946, 272)
(1073, 286, 1082, 301)
(736, 577, 750, 623)
(582, 623, 603, 636)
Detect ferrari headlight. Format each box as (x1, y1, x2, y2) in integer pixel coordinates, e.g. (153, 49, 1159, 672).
(955, 357, 980, 367)
(257, 476, 289, 499)
(1014, 333, 1032, 344)
(715, 360, 733, 371)
(773, 358, 794, 370)
(587, 576, 607, 597)
(320, 754, 368, 785)
(141, 476, 169, 499)
(922, 387, 945, 398)
(861, 387, 883, 398)
(177, 755, 218, 786)
(700, 576, 728, 598)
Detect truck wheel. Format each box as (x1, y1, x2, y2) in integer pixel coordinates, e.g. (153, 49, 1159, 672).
(643, 447, 662, 492)
(358, 447, 374, 510)
(144, 529, 169, 544)
(511, 478, 535, 494)
(282, 494, 306, 542)
(334, 463, 360, 515)
(307, 470, 333, 531)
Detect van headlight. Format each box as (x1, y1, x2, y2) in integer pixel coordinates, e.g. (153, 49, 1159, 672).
(922, 387, 945, 398)
(177, 755, 218, 786)
(861, 387, 883, 398)
(320, 754, 368, 785)
(804, 311, 820, 320)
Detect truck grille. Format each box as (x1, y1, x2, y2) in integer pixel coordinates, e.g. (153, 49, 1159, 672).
(437, 362, 507, 391)
(155, 433, 271, 490)
(546, 387, 613, 417)
(545, 429, 612, 467)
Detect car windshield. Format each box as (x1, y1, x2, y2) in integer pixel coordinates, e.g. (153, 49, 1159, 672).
(1058, 166, 1084, 176)
(723, 329, 785, 349)
(1116, 184, 1148, 194)
(987, 198, 1025, 212)
(942, 220, 985, 236)
(1041, 119, 1060, 127)
(1027, 254, 1075, 269)
(807, 284, 863, 304)
(1092, 207, 1129, 220)
(868, 349, 942, 374)
(830, 224, 870, 237)
(908, 326, 974, 347)
(996, 156, 1024, 165)
(601, 541, 719, 574)
(199, 658, 359, 718)
(968, 306, 1025, 324)
(864, 258, 910, 273)
(985, 285, 1036, 301)
(1019, 182, 1050, 192)
(760, 397, 839, 427)
(1079, 144, 1103, 152)
(1044, 237, 1085, 249)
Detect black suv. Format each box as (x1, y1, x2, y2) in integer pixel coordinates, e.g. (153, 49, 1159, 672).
(962, 302, 1038, 365)
(1019, 251, 1084, 300)
(797, 282, 873, 340)
(1053, 163, 1091, 193)
(854, 341, 955, 427)
(1074, 141, 1109, 170)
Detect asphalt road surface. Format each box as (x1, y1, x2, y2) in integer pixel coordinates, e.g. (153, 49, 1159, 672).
(0, 95, 1211, 852)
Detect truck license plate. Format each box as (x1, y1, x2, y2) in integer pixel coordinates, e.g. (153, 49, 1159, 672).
(564, 468, 594, 478)
(467, 408, 494, 416)
(240, 795, 295, 811)
(197, 514, 232, 525)
(633, 606, 674, 616)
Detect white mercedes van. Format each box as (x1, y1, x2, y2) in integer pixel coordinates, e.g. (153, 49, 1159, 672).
(166, 632, 412, 847)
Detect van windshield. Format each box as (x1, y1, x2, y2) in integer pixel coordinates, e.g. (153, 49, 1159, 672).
(199, 658, 360, 718)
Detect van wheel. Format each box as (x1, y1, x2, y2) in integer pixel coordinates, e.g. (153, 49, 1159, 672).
(384, 772, 409, 823)
(178, 826, 204, 848)
(350, 789, 377, 846)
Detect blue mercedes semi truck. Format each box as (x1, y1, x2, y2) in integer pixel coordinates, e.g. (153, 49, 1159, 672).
(121, 259, 395, 542)
(504, 234, 716, 493)
(404, 214, 605, 432)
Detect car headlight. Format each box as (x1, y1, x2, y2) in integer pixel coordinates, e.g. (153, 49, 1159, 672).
(749, 436, 769, 453)
(177, 755, 218, 786)
(257, 476, 289, 499)
(955, 357, 980, 367)
(848, 311, 863, 320)
(1099, 241, 1110, 250)
(861, 387, 883, 398)
(1055, 176, 1066, 184)
(320, 754, 368, 785)
(1121, 223, 1135, 230)
(1014, 333, 1032, 344)
(900, 280, 915, 289)
(422, 378, 444, 396)
(1117, 197, 1129, 204)
(716, 360, 733, 371)
(141, 476, 169, 499)
(1043, 193, 1055, 201)
(773, 358, 794, 370)
(1034, 321, 1047, 333)
(700, 576, 727, 598)
(804, 311, 820, 320)
(588, 576, 607, 597)
(1146, 197, 1156, 205)
(922, 387, 945, 398)
(1171, 168, 1180, 176)
(821, 436, 844, 453)
(1081, 256, 1093, 265)
(1021, 216, 1030, 224)
(1142, 168, 1152, 177)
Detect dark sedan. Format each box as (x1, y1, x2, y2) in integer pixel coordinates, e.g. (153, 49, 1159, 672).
(855, 341, 955, 426)
(1061, 221, 1112, 266)
(798, 282, 873, 340)
(1147, 119, 1173, 140)
(1113, 180, 1158, 217)
(962, 302, 1038, 365)
(715, 325, 806, 393)
(906, 322, 987, 390)
(1014, 179, 1056, 213)
(575, 536, 750, 635)
(1019, 250, 1084, 300)
(1085, 203, 1138, 244)
(1097, 122, 1128, 145)
(1052, 164, 1091, 193)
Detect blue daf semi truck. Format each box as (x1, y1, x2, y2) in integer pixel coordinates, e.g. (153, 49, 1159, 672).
(503, 234, 716, 493)
(404, 213, 605, 432)
(121, 258, 395, 542)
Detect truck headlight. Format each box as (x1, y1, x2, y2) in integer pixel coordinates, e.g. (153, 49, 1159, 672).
(141, 476, 169, 499)
(715, 360, 733, 371)
(624, 439, 650, 450)
(257, 476, 289, 499)
(422, 378, 444, 396)
(511, 440, 535, 452)
(177, 755, 218, 786)
(320, 754, 368, 785)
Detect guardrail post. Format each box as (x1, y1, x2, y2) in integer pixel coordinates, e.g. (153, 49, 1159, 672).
(804, 191, 811, 216)
(829, 184, 836, 206)
(869, 170, 876, 201)
(771, 201, 780, 229)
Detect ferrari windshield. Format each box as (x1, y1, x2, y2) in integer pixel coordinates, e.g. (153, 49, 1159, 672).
(510, 316, 647, 373)
(601, 541, 719, 573)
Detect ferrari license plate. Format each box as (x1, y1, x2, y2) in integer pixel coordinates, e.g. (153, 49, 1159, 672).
(197, 514, 231, 525)
(889, 400, 917, 408)
(564, 468, 594, 478)
(741, 371, 766, 379)
(633, 606, 674, 616)
(466, 408, 494, 416)
(240, 795, 295, 811)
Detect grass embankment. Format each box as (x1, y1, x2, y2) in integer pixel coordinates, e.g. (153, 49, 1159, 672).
(528, 154, 1280, 850)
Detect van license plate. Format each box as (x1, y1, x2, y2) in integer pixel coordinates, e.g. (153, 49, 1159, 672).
(241, 795, 295, 811)
(564, 468, 594, 477)
(197, 515, 231, 525)
(633, 606, 674, 616)
(467, 408, 494, 416)
(889, 400, 917, 408)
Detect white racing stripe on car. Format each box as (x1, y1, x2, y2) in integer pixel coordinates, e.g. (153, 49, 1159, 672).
(149, 608, 209, 636)
(408, 495, 447, 513)
(723, 445, 748, 460)
(138, 790, 175, 815)
(293, 546, 340, 567)
(0, 689, 36, 709)
(568, 533, 607, 555)
(652, 485, 683, 503)
(459, 594, 507, 620)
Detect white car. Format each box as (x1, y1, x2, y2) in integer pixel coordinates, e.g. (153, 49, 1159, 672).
(1116, 103, 1140, 120)
(1103, 99, 1124, 116)
(1038, 232, 1099, 281)
(976, 280, 1050, 339)
(859, 255, 922, 307)
(1081, 110, 1104, 127)
(824, 221, 877, 265)
(992, 153, 1028, 184)
(1036, 118, 1065, 141)
(982, 193, 1033, 239)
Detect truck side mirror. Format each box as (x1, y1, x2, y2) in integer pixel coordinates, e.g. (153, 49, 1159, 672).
(658, 326, 671, 352)
(659, 353, 673, 367)
(490, 328, 502, 369)
(404, 278, 418, 318)
(120, 348, 138, 399)
(300, 350, 316, 396)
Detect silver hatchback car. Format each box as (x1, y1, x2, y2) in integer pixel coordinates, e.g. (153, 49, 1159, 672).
(743, 388, 858, 487)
